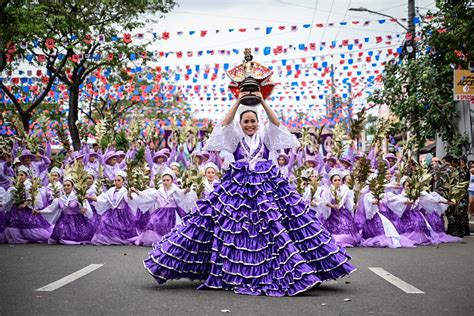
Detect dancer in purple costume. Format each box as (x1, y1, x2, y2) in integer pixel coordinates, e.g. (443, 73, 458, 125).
(319, 170, 360, 247)
(355, 185, 414, 248)
(4, 166, 52, 243)
(384, 177, 434, 246)
(130, 169, 196, 246)
(144, 91, 355, 296)
(87, 170, 137, 245)
(418, 191, 462, 243)
(202, 162, 220, 199)
(36, 176, 95, 244)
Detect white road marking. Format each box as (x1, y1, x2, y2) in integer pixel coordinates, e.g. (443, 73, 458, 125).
(36, 264, 104, 292)
(368, 267, 425, 294)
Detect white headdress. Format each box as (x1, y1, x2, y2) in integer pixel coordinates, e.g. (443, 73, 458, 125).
(18, 165, 31, 178)
(169, 162, 180, 169)
(328, 169, 341, 180)
(50, 167, 63, 177)
(115, 170, 127, 180)
(236, 104, 260, 120)
(63, 175, 75, 186)
(204, 162, 219, 173)
(86, 168, 97, 178)
(161, 167, 176, 180)
(341, 169, 351, 179)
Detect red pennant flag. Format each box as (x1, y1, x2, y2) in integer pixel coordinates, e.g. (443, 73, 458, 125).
(162, 32, 170, 40)
(200, 30, 207, 37)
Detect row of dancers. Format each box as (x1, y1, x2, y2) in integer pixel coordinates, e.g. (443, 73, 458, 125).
(0, 138, 462, 247)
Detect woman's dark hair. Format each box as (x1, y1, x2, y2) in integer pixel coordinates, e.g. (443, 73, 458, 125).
(330, 174, 341, 181)
(239, 110, 258, 122)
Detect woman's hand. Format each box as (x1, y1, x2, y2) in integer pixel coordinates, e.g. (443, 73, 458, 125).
(237, 91, 251, 104)
(19, 201, 28, 208)
(372, 199, 379, 205)
(404, 200, 414, 205)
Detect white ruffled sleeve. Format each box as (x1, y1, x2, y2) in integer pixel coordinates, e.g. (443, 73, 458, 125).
(363, 192, 379, 220)
(95, 190, 112, 215)
(340, 186, 355, 214)
(418, 191, 449, 216)
(383, 192, 408, 218)
(128, 188, 157, 214)
(174, 189, 198, 213)
(319, 188, 333, 220)
(204, 120, 241, 153)
(264, 122, 300, 152)
(39, 199, 62, 225)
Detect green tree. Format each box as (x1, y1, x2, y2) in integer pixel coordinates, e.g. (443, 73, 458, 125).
(0, 0, 68, 133)
(34, 0, 176, 150)
(370, 0, 473, 155)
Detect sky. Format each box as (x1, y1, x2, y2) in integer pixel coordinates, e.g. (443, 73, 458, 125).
(5, 0, 438, 125)
(139, 0, 437, 121)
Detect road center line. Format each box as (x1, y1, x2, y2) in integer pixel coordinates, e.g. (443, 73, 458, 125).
(35, 264, 104, 292)
(368, 267, 425, 294)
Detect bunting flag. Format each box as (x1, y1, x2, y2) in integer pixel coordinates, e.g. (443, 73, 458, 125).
(0, 21, 415, 140)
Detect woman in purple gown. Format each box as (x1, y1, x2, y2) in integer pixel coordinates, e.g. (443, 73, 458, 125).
(4, 166, 52, 243)
(87, 170, 137, 245)
(355, 185, 414, 248)
(144, 92, 356, 296)
(36, 176, 95, 244)
(319, 170, 360, 248)
(130, 169, 195, 246)
(202, 162, 220, 199)
(418, 191, 462, 244)
(384, 177, 434, 246)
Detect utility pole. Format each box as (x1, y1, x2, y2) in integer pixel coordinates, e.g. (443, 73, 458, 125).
(406, 0, 417, 153)
(408, 0, 416, 59)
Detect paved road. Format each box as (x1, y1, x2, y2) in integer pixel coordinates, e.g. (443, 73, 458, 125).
(1, 237, 473, 316)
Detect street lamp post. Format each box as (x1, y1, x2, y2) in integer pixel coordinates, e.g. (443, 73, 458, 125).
(348, 7, 408, 31)
(349, 6, 415, 59)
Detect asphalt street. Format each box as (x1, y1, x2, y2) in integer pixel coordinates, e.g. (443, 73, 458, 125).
(1, 237, 473, 316)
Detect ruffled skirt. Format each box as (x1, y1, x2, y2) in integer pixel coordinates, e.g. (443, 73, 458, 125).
(144, 161, 356, 296)
(398, 207, 433, 245)
(91, 204, 137, 245)
(320, 207, 360, 248)
(422, 210, 462, 244)
(49, 213, 96, 245)
(133, 207, 186, 246)
(4, 205, 52, 244)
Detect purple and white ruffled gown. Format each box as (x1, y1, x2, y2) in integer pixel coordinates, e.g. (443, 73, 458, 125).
(39, 192, 95, 244)
(384, 191, 435, 246)
(3, 180, 52, 244)
(130, 184, 196, 246)
(319, 185, 360, 248)
(355, 189, 414, 248)
(418, 192, 462, 244)
(144, 120, 356, 296)
(91, 186, 137, 245)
